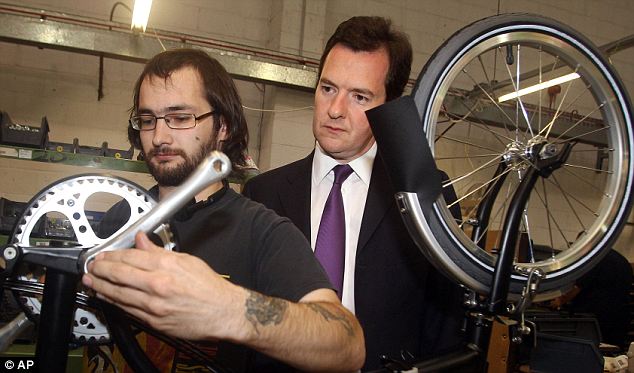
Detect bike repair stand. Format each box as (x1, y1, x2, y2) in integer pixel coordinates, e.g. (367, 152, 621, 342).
(3, 244, 84, 373)
(36, 269, 79, 372)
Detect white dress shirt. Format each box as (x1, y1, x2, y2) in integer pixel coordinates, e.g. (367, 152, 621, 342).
(311, 142, 377, 313)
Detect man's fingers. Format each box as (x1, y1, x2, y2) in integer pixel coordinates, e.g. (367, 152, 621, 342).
(87, 232, 167, 273)
(96, 246, 163, 273)
(135, 231, 165, 253)
(84, 267, 157, 310)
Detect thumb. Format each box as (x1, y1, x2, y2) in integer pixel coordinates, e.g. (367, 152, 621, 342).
(134, 231, 163, 252)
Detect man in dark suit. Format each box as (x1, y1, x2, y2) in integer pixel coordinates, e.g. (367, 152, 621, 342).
(243, 16, 465, 371)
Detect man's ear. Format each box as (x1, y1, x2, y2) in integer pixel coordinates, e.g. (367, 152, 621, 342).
(217, 118, 228, 142)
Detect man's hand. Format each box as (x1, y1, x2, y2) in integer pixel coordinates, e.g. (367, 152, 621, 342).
(82, 232, 249, 341)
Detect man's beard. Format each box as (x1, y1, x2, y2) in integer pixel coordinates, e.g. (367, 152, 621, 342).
(145, 141, 216, 187)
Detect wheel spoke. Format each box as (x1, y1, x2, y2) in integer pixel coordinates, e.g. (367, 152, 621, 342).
(451, 96, 517, 145)
(563, 163, 613, 174)
(502, 44, 534, 139)
(555, 125, 611, 145)
(540, 178, 556, 256)
(551, 174, 588, 231)
(477, 54, 494, 99)
(532, 186, 573, 248)
(544, 71, 579, 139)
(450, 168, 511, 211)
(436, 153, 501, 160)
(462, 67, 517, 136)
(570, 147, 613, 153)
(538, 48, 543, 132)
(561, 166, 611, 197)
(445, 117, 512, 148)
(437, 135, 503, 153)
(443, 155, 505, 189)
(544, 176, 599, 216)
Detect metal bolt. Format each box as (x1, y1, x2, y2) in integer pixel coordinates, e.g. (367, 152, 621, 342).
(67, 199, 75, 207)
(518, 325, 531, 335)
(464, 298, 478, 308)
(540, 143, 558, 159)
(4, 247, 17, 260)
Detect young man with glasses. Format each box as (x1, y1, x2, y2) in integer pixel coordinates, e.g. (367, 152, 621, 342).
(81, 48, 364, 372)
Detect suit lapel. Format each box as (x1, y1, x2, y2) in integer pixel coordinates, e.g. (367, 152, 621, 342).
(357, 154, 393, 253)
(278, 153, 313, 238)
(275, 151, 393, 250)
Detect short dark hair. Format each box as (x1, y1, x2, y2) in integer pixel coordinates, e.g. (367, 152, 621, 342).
(129, 48, 249, 175)
(318, 16, 412, 102)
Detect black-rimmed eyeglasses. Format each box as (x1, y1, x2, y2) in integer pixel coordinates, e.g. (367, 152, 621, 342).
(129, 111, 214, 131)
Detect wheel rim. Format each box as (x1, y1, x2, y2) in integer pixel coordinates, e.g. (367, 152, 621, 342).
(421, 24, 632, 291)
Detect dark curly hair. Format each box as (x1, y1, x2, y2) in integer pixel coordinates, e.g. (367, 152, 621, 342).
(129, 48, 248, 176)
(318, 16, 412, 101)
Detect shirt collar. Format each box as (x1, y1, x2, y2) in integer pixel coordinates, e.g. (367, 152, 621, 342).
(312, 141, 377, 186)
(151, 181, 229, 221)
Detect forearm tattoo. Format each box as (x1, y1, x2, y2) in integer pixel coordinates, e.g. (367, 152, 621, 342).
(245, 290, 288, 334)
(307, 303, 354, 337)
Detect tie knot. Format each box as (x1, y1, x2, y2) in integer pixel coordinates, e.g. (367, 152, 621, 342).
(332, 164, 353, 185)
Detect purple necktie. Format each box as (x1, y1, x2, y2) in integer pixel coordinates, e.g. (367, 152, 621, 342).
(315, 164, 354, 298)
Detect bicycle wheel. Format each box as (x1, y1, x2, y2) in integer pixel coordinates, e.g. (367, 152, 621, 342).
(412, 13, 634, 298)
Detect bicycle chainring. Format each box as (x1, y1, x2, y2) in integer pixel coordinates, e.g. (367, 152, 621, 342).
(9, 174, 174, 344)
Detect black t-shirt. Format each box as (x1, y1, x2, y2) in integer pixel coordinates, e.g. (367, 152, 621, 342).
(97, 184, 332, 372)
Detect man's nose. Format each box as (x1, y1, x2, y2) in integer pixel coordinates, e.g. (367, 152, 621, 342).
(328, 93, 347, 119)
(152, 118, 173, 146)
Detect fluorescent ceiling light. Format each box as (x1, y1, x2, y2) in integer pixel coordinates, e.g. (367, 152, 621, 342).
(498, 72, 580, 103)
(131, 0, 153, 32)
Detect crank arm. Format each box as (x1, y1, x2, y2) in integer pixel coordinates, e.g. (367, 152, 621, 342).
(2, 244, 89, 275)
(78, 151, 231, 273)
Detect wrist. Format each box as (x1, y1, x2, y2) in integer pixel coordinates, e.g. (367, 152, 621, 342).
(201, 282, 253, 343)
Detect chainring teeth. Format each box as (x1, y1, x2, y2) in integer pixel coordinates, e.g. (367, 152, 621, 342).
(10, 175, 172, 344)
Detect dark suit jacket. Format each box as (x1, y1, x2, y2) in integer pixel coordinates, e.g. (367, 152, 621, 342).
(243, 152, 466, 371)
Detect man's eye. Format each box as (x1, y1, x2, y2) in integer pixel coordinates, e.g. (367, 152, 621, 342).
(165, 114, 194, 126)
(171, 115, 191, 122)
(354, 94, 369, 103)
(321, 85, 334, 94)
(140, 118, 154, 125)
